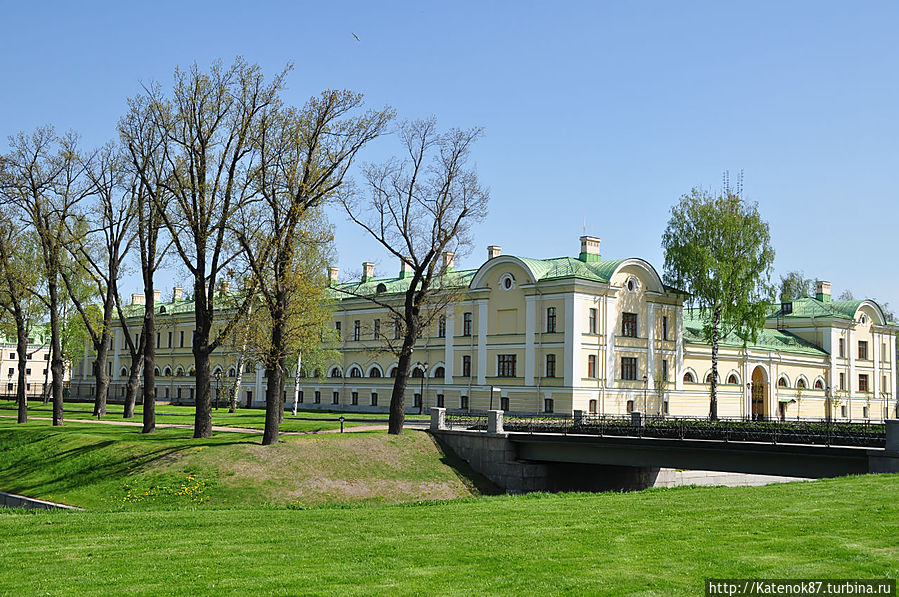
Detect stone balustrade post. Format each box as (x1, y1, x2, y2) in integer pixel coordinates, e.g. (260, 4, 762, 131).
(631, 411, 644, 428)
(488, 410, 504, 435)
(886, 419, 899, 452)
(430, 407, 446, 431)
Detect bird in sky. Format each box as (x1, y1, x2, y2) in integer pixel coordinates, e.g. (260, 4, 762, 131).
(352, 32, 360, 41)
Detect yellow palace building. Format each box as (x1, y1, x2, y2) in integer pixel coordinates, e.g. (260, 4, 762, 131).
(72, 236, 898, 420)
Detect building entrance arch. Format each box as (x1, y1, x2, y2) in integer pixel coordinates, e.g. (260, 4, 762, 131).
(751, 366, 768, 420)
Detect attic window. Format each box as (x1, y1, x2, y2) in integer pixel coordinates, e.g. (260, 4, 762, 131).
(499, 273, 515, 290)
(860, 314, 868, 325)
(376, 283, 387, 293)
(626, 276, 639, 292)
(781, 302, 792, 315)
(159, 305, 167, 314)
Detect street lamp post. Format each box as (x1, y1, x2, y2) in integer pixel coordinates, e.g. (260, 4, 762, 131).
(415, 362, 427, 414)
(642, 374, 648, 413)
(214, 370, 222, 410)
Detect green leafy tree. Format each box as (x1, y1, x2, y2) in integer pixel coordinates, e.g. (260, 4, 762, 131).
(779, 271, 815, 302)
(662, 187, 775, 420)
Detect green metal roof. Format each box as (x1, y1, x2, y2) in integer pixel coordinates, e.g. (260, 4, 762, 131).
(330, 269, 477, 300)
(683, 309, 828, 356)
(517, 256, 629, 284)
(769, 296, 893, 325)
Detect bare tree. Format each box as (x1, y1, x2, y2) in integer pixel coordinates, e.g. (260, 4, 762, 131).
(61, 143, 138, 416)
(1, 127, 91, 426)
(120, 88, 173, 431)
(340, 119, 489, 434)
(233, 90, 391, 445)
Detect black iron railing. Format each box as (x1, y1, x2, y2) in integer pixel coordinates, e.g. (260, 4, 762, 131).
(499, 414, 886, 448)
(444, 411, 488, 431)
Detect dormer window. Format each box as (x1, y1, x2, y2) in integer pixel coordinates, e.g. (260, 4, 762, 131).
(499, 273, 515, 290)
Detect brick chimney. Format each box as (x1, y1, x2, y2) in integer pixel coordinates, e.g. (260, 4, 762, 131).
(579, 235, 601, 263)
(328, 266, 339, 283)
(153, 290, 162, 302)
(400, 258, 413, 278)
(442, 251, 455, 271)
(487, 245, 502, 260)
(221, 281, 231, 293)
(173, 286, 183, 300)
(362, 262, 375, 282)
(131, 293, 145, 305)
(816, 280, 832, 303)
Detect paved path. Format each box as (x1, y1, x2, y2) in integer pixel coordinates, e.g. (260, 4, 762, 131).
(0, 414, 427, 435)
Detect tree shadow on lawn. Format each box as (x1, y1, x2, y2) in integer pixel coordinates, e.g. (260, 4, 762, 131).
(429, 434, 501, 497)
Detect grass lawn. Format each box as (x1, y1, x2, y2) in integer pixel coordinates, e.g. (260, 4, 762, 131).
(0, 420, 489, 510)
(0, 401, 429, 433)
(0, 474, 896, 595)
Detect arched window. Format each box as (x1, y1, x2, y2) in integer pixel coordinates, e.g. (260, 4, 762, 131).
(683, 372, 695, 383)
(175, 367, 185, 377)
(154, 366, 161, 377)
(797, 378, 806, 389)
(188, 367, 196, 377)
(777, 377, 788, 388)
(227, 367, 236, 378)
(368, 367, 382, 378)
(329, 367, 343, 378)
(120, 367, 128, 377)
(727, 374, 738, 385)
(814, 379, 824, 390)
(163, 367, 172, 377)
(705, 372, 716, 384)
(411, 368, 424, 378)
(349, 367, 362, 378)
(389, 367, 398, 378)
(433, 366, 445, 379)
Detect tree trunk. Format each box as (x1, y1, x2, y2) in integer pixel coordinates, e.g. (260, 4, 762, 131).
(193, 342, 212, 438)
(291, 355, 301, 416)
(123, 353, 143, 418)
(388, 334, 416, 435)
(141, 284, 156, 434)
(262, 364, 283, 446)
(710, 305, 720, 421)
(47, 273, 64, 426)
(92, 336, 111, 417)
(15, 317, 28, 424)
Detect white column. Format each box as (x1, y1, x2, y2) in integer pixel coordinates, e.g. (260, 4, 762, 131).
(849, 328, 856, 399)
(112, 330, 121, 380)
(254, 362, 263, 406)
(525, 295, 537, 385)
(873, 332, 881, 400)
(563, 294, 575, 387)
(477, 299, 487, 386)
(605, 296, 617, 388)
(890, 334, 897, 415)
(674, 307, 684, 391)
(443, 307, 454, 384)
(646, 303, 656, 387)
(81, 340, 90, 379)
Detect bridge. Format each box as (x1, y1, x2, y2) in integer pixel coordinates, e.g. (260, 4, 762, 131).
(429, 409, 899, 493)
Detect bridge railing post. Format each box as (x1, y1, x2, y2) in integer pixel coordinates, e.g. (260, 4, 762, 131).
(573, 409, 585, 428)
(488, 410, 504, 435)
(430, 407, 446, 431)
(631, 411, 644, 428)
(886, 419, 899, 452)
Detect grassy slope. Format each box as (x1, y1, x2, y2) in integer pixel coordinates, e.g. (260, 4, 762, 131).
(0, 420, 488, 509)
(0, 474, 896, 596)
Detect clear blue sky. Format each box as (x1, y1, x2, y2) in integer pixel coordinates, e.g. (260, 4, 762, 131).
(3, 1, 897, 311)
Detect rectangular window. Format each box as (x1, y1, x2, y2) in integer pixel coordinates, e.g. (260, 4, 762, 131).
(863, 405, 869, 419)
(545, 354, 556, 378)
(841, 404, 847, 418)
(353, 320, 360, 341)
(335, 321, 341, 339)
(332, 391, 340, 405)
(500, 396, 509, 411)
(351, 391, 359, 405)
(167, 331, 172, 348)
(621, 357, 638, 381)
(622, 313, 638, 338)
(25, 368, 30, 376)
(314, 391, 321, 404)
(44, 353, 50, 360)
(859, 374, 869, 393)
(177, 388, 182, 400)
(497, 354, 516, 377)
(838, 338, 845, 358)
(156, 333, 160, 349)
(436, 393, 444, 408)
(662, 316, 669, 341)
(394, 320, 401, 340)
(543, 398, 554, 413)
(626, 399, 634, 413)
(6, 368, 12, 376)
(179, 331, 184, 348)
(370, 392, 378, 406)
(546, 307, 556, 333)
(839, 372, 845, 390)
(460, 395, 469, 410)
(589, 399, 597, 414)
(373, 319, 380, 339)
(588, 308, 597, 334)
(663, 401, 669, 415)
(438, 316, 446, 338)
(298, 390, 304, 403)
(26, 353, 32, 360)
(7, 353, 12, 360)
(587, 354, 596, 378)
(858, 341, 868, 360)
(662, 359, 668, 382)
(463, 312, 472, 336)
(413, 393, 422, 408)
(189, 388, 194, 401)
(883, 343, 887, 360)
(462, 355, 471, 377)
(883, 375, 888, 391)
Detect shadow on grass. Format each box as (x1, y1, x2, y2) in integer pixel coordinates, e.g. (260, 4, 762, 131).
(429, 433, 501, 497)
